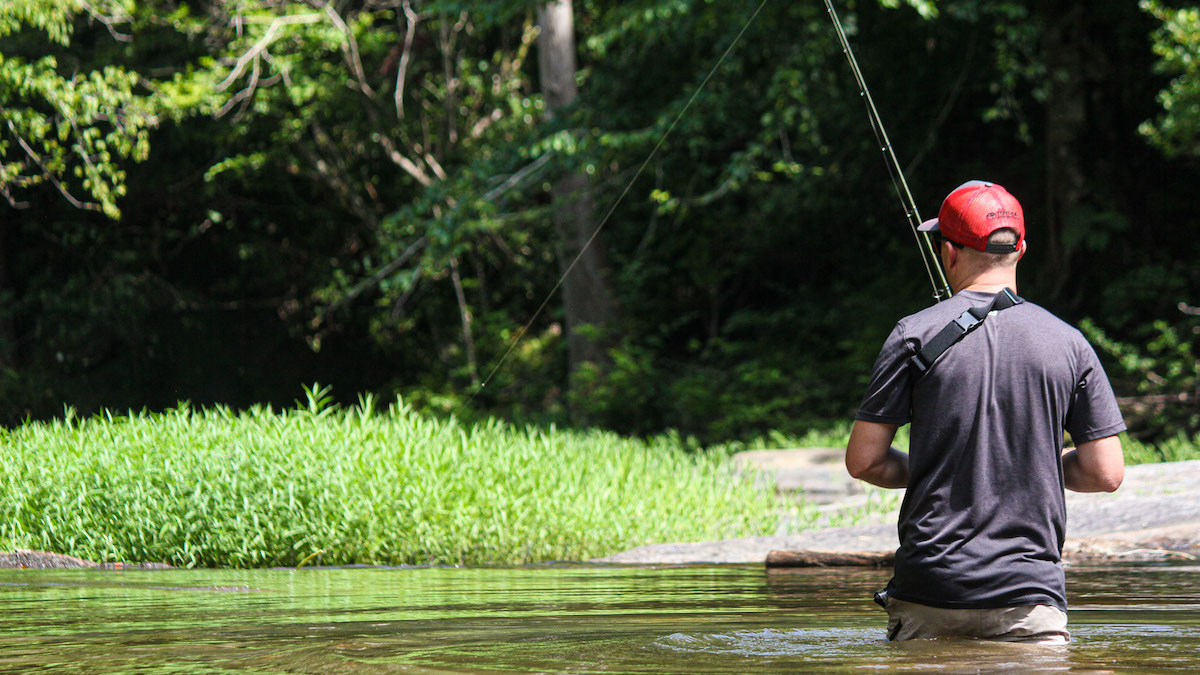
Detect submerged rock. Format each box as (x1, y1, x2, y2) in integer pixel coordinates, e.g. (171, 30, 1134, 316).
(0, 550, 98, 569)
(0, 550, 171, 569)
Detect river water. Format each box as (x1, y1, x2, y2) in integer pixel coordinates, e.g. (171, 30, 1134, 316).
(1, 563, 1197, 673)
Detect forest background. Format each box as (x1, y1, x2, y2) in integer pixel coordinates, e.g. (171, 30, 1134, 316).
(1, 0, 1197, 446)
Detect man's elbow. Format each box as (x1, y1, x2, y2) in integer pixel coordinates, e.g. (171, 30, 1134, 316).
(845, 454, 875, 482)
(1098, 465, 1124, 493)
(1083, 435, 1125, 493)
(845, 421, 902, 485)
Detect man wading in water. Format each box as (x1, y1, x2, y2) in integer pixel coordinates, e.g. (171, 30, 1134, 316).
(846, 180, 1126, 644)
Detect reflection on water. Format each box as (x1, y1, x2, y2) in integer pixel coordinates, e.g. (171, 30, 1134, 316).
(0, 563, 1196, 672)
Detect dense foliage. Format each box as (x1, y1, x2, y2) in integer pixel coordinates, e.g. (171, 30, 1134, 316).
(0, 390, 792, 566)
(0, 0, 1196, 442)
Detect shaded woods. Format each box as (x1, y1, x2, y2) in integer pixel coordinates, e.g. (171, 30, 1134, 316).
(0, 0, 1196, 443)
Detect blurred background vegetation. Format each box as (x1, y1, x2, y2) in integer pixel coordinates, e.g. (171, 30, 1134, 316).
(0, 0, 1196, 444)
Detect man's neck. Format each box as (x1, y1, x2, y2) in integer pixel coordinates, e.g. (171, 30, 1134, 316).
(953, 273, 1018, 295)
(958, 282, 1017, 294)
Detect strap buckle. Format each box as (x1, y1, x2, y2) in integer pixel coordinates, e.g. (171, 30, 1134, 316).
(952, 310, 981, 333)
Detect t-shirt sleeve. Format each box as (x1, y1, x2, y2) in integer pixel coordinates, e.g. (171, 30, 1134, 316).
(856, 321, 914, 425)
(1065, 341, 1127, 443)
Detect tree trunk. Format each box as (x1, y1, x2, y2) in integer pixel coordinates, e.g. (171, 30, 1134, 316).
(1040, 0, 1087, 303)
(536, 0, 620, 373)
(0, 222, 15, 370)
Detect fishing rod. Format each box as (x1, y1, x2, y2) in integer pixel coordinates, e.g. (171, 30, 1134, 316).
(823, 0, 952, 302)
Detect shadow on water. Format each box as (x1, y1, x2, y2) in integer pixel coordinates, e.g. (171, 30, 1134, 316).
(0, 564, 1196, 672)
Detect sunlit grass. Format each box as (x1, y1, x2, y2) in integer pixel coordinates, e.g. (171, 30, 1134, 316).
(0, 389, 797, 568)
(1123, 432, 1200, 464)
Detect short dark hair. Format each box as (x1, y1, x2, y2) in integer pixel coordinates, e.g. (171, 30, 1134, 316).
(978, 228, 1021, 268)
(988, 228, 1019, 246)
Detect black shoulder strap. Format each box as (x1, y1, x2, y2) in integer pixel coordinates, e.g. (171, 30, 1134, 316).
(909, 288, 1023, 378)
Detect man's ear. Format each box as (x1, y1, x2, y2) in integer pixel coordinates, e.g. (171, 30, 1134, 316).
(1017, 239, 1028, 261)
(945, 241, 959, 268)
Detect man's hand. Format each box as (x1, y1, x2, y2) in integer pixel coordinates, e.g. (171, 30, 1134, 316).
(846, 420, 908, 489)
(1062, 435, 1124, 493)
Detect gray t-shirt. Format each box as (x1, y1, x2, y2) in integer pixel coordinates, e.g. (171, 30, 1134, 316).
(857, 289, 1126, 612)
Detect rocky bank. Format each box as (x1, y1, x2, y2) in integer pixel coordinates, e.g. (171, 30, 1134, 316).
(595, 450, 1200, 565)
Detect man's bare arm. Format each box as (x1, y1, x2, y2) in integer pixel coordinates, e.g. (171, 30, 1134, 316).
(846, 420, 908, 489)
(1062, 435, 1124, 493)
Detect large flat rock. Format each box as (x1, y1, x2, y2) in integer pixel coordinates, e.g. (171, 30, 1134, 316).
(732, 447, 861, 504)
(596, 458, 1200, 565)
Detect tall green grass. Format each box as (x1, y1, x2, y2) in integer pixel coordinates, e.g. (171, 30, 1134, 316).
(1122, 432, 1200, 464)
(0, 391, 794, 568)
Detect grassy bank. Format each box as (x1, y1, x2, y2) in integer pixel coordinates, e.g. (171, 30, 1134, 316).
(0, 393, 795, 568)
(3, 390, 1193, 569)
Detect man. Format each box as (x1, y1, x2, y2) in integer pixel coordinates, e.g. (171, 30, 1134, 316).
(846, 180, 1126, 644)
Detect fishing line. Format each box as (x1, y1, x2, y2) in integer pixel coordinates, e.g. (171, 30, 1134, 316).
(474, 0, 772, 395)
(823, 0, 951, 302)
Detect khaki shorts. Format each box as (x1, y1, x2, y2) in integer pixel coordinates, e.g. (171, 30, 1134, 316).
(883, 596, 1070, 644)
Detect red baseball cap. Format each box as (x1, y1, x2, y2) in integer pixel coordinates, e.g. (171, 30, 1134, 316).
(918, 180, 1024, 253)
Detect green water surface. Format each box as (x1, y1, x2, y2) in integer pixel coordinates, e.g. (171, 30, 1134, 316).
(0, 563, 1197, 673)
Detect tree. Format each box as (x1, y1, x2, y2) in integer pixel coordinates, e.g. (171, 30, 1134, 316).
(184, 1, 550, 391)
(0, 0, 1193, 442)
(536, 0, 620, 386)
(0, 0, 167, 392)
(1141, 1, 1200, 157)
(0, 0, 158, 220)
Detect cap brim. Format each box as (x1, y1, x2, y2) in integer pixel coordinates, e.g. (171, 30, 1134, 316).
(918, 218, 940, 232)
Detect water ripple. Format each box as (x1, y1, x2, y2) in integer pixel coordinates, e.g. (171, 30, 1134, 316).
(654, 627, 879, 657)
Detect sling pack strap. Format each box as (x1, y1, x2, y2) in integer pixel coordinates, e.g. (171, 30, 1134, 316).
(908, 287, 1023, 378)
